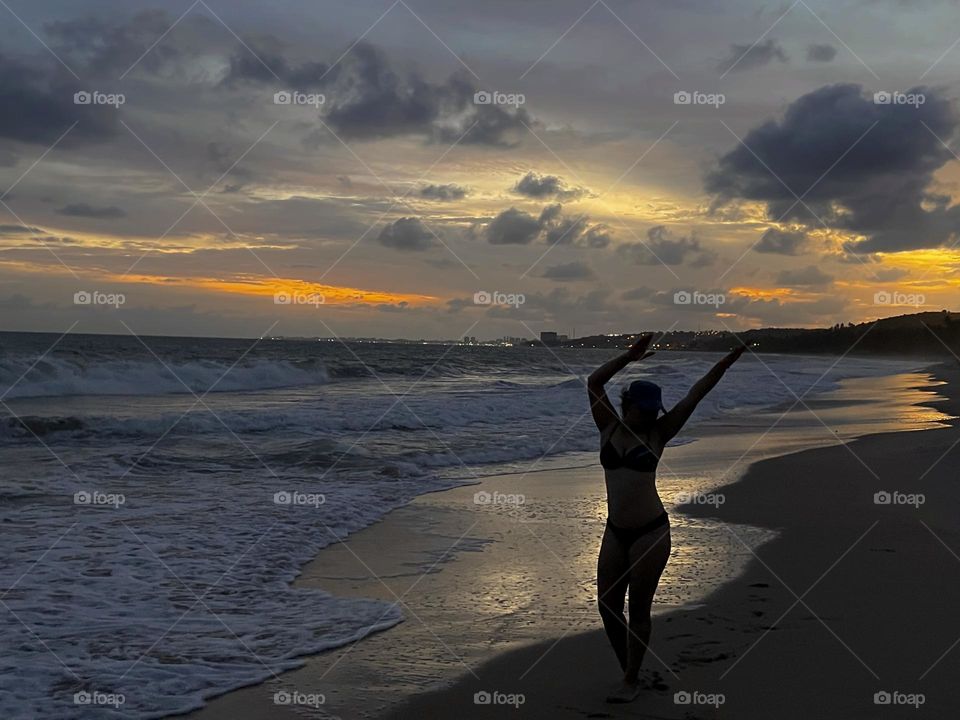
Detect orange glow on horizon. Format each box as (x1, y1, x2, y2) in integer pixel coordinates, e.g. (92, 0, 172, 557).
(0, 258, 437, 306)
(117, 273, 437, 305)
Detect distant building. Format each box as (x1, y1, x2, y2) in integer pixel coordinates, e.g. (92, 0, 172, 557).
(540, 331, 558, 344)
(558, 334, 568, 342)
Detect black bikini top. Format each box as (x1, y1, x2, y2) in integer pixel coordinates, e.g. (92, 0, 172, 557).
(599, 424, 660, 472)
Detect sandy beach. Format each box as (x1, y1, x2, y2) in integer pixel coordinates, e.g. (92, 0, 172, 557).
(180, 364, 957, 720)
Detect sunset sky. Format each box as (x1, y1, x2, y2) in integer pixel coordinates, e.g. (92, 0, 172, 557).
(1, 0, 959, 340)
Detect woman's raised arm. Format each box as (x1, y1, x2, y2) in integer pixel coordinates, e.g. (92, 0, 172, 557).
(586, 333, 656, 432)
(659, 345, 746, 442)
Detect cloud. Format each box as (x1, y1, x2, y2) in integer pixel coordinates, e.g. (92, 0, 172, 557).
(705, 83, 960, 253)
(513, 172, 588, 200)
(375, 301, 410, 313)
(538, 204, 612, 247)
(378, 217, 436, 251)
(0, 52, 120, 146)
(483, 287, 616, 322)
(872, 267, 910, 282)
(806, 43, 837, 62)
(618, 226, 717, 266)
(44, 11, 188, 76)
(0, 224, 45, 234)
(620, 287, 654, 301)
(718, 39, 788, 73)
(582, 225, 613, 249)
(542, 261, 594, 281)
(755, 228, 809, 255)
(775, 265, 834, 287)
(482, 204, 613, 247)
(57, 204, 127, 219)
(419, 183, 468, 201)
(538, 204, 589, 246)
(485, 207, 542, 244)
(227, 40, 534, 147)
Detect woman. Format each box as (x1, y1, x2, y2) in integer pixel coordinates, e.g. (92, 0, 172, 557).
(587, 333, 746, 703)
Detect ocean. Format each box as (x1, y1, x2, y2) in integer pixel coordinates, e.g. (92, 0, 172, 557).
(0, 331, 928, 718)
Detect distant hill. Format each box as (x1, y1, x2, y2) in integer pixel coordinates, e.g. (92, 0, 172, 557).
(552, 311, 960, 358)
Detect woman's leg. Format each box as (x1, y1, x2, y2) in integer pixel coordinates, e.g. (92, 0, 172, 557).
(596, 526, 630, 670)
(623, 527, 672, 682)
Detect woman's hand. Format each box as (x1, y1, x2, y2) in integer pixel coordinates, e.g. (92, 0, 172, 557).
(720, 344, 747, 368)
(624, 333, 656, 362)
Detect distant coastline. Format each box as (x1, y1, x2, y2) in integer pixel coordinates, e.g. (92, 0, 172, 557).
(265, 310, 960, 358)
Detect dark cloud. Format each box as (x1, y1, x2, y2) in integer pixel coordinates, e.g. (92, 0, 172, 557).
(538, 204, 612, 247)
(0, 53, 120, 146)
(775, 265, 834, 287)
(483, 204, 613, 247)
(227, 40, 533, 147)
(806, 43, 837, 62)
(485, 207, 542, 245)
(57, 203, 127, 219)
(718, 39, 788, 73)
(484, 287, 615, 322)
(755, 228, 809, 255)
(539, 204, 589, 246)
(375, 301, 410, 313)
(620, 287, 654, 301)
(542, 261, 594, 281)
(583, 225, 613, 249)
(419, 183, 468, 201)
(44, 11, 186, 76)
(0, 224, 45, 234)
(436, 103, 534, 148)
(513, 172, 587, 200)
(206, 142, 256, 192)
(618, 226, 717, 266)
(377, 217, 436, 251)
(706, 83, 960, 253)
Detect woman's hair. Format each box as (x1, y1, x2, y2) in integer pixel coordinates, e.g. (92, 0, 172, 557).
(620, 389, 657, 421)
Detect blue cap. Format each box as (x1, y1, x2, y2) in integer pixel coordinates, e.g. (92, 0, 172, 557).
(624, 380, 665, 413)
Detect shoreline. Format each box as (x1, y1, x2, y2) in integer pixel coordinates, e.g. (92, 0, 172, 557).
(180, 364, 952, 720)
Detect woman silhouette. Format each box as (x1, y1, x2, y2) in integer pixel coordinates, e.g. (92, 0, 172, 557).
(587, 333, 745, 702)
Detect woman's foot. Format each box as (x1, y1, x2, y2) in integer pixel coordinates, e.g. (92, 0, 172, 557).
(637, 668, 669, 693)
(605, 679, 642, 703)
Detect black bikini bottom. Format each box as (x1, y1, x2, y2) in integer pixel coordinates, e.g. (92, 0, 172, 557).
(605, 511, 669, 550)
